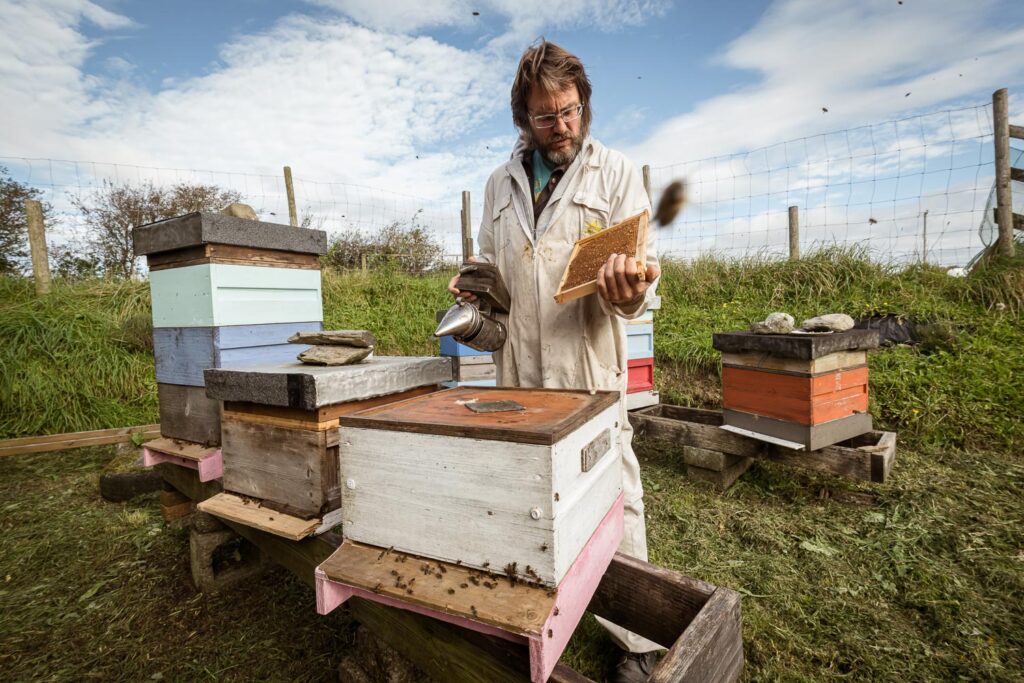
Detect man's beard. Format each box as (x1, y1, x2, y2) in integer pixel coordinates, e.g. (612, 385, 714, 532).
(536, 131, 583, 167)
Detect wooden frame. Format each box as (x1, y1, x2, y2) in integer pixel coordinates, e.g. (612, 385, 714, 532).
(0, 423, 161, 458)
(554, 212, 649, 304)
(159, 464, 744, 683)
(631, 404, 896, 484)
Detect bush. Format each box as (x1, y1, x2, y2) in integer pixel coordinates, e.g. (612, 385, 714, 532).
(322, 211, 445, 272)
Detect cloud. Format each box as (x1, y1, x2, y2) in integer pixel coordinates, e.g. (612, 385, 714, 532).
(626, 0, 1024, 166)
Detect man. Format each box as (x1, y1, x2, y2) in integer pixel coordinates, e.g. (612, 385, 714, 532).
(448, 40, 662, 682)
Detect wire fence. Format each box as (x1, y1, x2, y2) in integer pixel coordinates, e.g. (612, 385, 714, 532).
(2, 100, 1021, 274)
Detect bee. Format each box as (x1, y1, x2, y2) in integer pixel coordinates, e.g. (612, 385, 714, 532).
(483, 581, 494, 590)
(438, 564, 447, 574)
(408, 578, 415, 585)
(553, 607, 560, 616)
(469, 576, 480, 586)
(553, 493, 560, 502)
(482, 562, 490, 568)
(447, 588, 455, 595)
(547, 629, 553, 639)
(540, 543, 549, 552)
(460, 583, 468, 589)
(406, 588, 414, 595)
(373, 583, 382, 593)
(470, 606, 478, 617)
(390, 570, 399, 577)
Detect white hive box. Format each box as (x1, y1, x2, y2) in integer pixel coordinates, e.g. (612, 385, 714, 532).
(339, 386, 623, 587)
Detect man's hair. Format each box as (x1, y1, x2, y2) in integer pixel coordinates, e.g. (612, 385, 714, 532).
(511, 39, 592, 138)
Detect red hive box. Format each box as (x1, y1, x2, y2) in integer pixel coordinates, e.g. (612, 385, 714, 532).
(712, 330, 880, 450)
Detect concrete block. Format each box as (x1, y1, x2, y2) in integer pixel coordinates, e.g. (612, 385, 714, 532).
(189, 527, 267, 593)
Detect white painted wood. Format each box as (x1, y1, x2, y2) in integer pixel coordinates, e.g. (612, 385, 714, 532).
(719, 424, 805, 450)
(150, 263, 323, 328)
(625, 390, 659, 411)
(339, 404, 622, 586)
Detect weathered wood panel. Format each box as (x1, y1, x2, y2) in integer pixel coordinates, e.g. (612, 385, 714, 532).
(722, 409, 873, 451)
(157, 383, 221, 445)
(221, 418, 340, 518)
(0, 423, 160, 457)
(650, 588, 744, 683)
(630, 405, 763, 458)
(149, 264, 323, 328)
(133, 211, 327, 256)
(722, 350, 867, 375)
(147, 243, 322, 271)
(712, 329, 880, 359)
(205, 356, 452, 410)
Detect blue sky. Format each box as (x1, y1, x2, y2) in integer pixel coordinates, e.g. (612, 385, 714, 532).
(1, 0, 1023, 264)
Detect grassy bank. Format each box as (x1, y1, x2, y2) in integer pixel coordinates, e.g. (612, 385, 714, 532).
(1, 252, 1022, 680)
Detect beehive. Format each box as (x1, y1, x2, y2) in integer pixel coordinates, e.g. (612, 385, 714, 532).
(712, 329, 880, 450)
(204, 357, 453, 519)
(338, 386, 623, 586)
(133, 212, 327, 445)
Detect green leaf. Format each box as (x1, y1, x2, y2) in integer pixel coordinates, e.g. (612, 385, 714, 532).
(78, 579, 107, 602)
(799, 539, 838, 557)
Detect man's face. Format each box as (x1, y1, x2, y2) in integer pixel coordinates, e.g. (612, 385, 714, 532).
(527, 83, 583, 166)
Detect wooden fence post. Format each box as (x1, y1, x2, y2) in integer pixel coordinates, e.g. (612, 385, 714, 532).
(993, 88, 1015, 257)
(642, 164, 652, 204)
(460, 191, 472, 262)
(25, 199, 51, 296)
(922, 209, 929, 264)
(788, 205, 800, 260)
(283, 166, 298, 227)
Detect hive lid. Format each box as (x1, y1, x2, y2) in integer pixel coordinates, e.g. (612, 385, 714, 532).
(339, 386, 619, 445)
(711, 329, 880, 360)
(132, 211, 328, 257)
(203, 356, 453, 410)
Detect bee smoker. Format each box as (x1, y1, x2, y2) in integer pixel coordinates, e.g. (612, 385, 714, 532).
(433, 262, 510, 353)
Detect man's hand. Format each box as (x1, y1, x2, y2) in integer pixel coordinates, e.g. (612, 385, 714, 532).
(447, 256, 479, 303)
(596, 254, 660, 305)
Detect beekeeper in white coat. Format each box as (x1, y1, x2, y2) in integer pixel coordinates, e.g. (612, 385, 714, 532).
(448, 40, 662, 683)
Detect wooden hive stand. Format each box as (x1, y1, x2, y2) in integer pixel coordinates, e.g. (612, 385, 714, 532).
(316, 495, 624, 683)
(142, 437, 223, 483)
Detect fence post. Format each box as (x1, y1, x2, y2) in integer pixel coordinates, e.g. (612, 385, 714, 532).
(361, 254, 368, 273)
(788, 206, 800, 260)
(460, 191, 473, 262)
(283, 165, 298, 227)
(25, 199, 51, 296)
(642, 165, 652, 204)
(993, 88, 1015, 257)
(922, 209, 929, 264)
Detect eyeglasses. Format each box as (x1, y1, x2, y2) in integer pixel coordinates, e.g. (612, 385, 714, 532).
(529, 103, 584, 129)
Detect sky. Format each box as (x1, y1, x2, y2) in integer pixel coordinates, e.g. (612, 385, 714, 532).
(1, 0, 1023, 264)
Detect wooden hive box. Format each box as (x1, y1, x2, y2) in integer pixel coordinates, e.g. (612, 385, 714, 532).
(712, 330, 880, 450)
(338, 386, 623, 587)
(204, 357, 454, 520)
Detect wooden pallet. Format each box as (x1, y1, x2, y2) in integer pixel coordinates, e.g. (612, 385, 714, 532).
(631, 404, 896, 485)
(159, 464, 744, 683)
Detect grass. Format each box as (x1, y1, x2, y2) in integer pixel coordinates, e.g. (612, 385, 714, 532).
(1, 250, 1022, 681)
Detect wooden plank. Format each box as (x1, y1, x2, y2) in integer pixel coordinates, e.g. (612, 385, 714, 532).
(760, 430, 896, 483)
(158, 383, 221, 445)
(686, 458, 754, 490)
(991, 208, 1024, 231)
(650, 588, 744, 683)
(681, 445, 745, 472)
(133, 211, 327, 257)
(1011, 124, 1024, 140)
(221, 418, 339, 519)
(722, 383, 868, 425)
(197, 492, 320, 540)
(0, 423, 160, 455)
(147, 243, 322, 271)
(319, 540, 556, 637)
(711, 329, 880, 360)
(142, 437, 219, 462)
(149, 263, 323, 328)
(339, 387, 619, 446)
(1011, 168, 1024, 183)
(721, 350, 867, 375)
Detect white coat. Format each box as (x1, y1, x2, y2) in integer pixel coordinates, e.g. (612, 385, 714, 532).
(476, 136, 661, 653)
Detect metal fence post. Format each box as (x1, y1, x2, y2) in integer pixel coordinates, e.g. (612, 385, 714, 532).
(25, 199, 51, 295)
(993, 88, 1015, 257)
(788, 206, 800, 260)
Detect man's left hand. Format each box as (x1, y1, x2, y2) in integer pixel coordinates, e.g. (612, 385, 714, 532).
(596, 253, 660, 305)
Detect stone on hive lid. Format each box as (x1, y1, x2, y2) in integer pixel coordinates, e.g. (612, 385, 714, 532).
(297, 345, 373, 366)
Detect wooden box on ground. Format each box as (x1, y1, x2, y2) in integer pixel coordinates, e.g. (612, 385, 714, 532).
(712, 330, 880, 450)
(630, 403, 896, 486)
(339, 386, 623, 586)
(205, 358, 452, 521)
(160, 463, 744, 683)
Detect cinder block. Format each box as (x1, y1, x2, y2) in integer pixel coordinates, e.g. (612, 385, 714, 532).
(189, 528, 267, 593)
(682, 445, 747, 472)
(686, 457, 754, 491)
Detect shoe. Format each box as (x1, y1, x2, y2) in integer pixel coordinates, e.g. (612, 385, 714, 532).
(612, 649, 660, 683)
